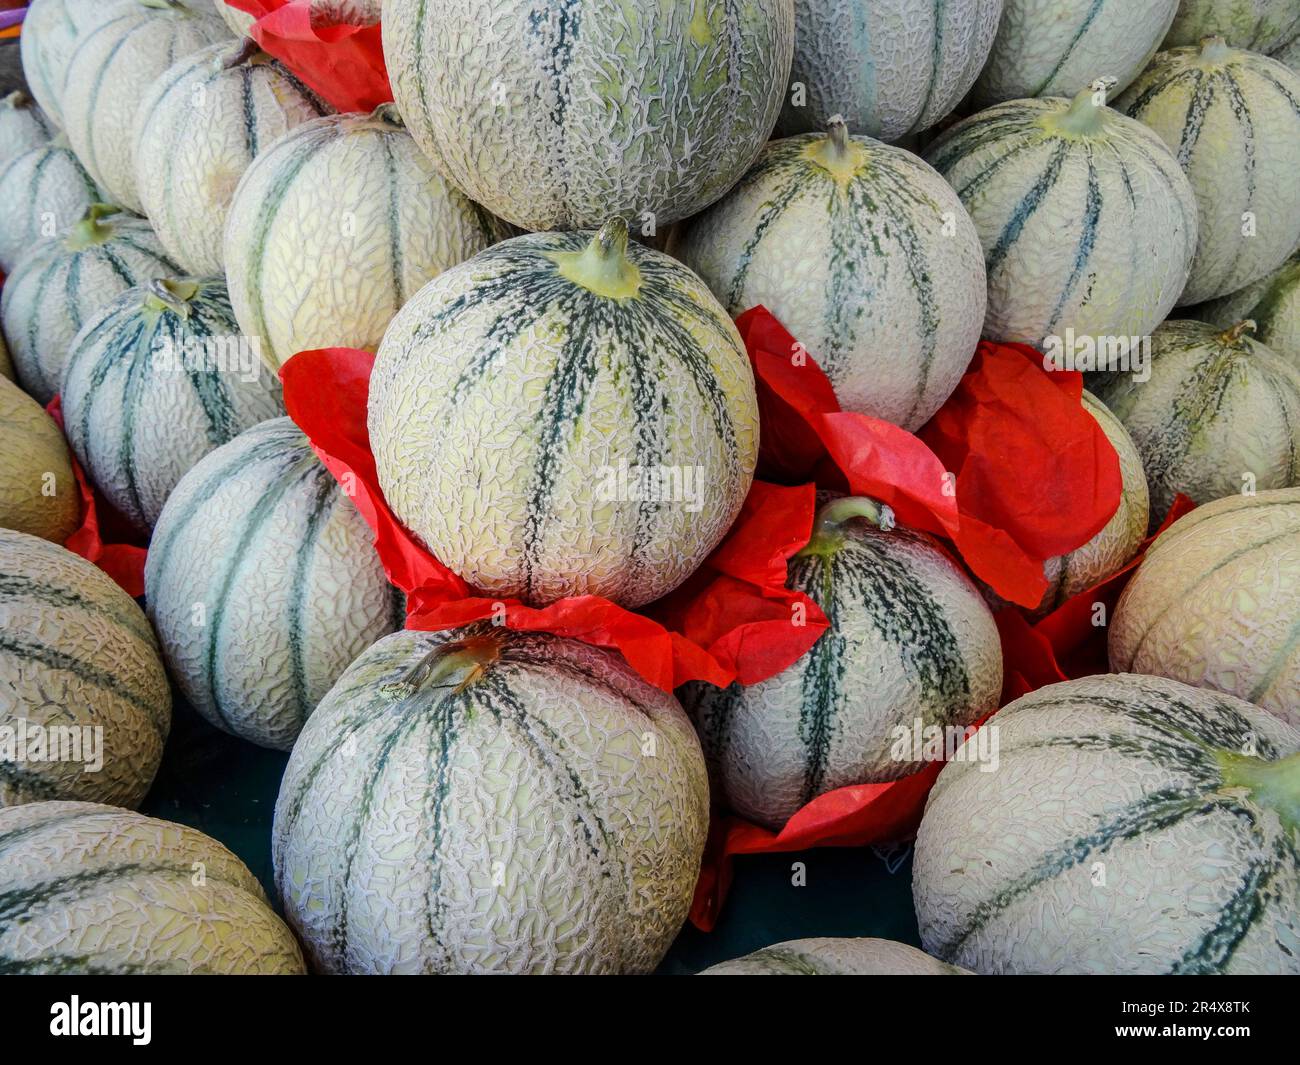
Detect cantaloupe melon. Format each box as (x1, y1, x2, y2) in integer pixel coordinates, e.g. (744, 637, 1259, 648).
(914, 673, 1300, 974)
(1163, 0, 1300, 53)
(381, 0, 795, 231)
(0, 136, 100, 272)
(0, 91, 52, 167)
(1110, 489, 1300, 722)
(0, 376, 80, 543)
(699, 937, 971, 975)
(0, 530, 170, 809)
(19, 0, 130, 129)
(273, 626, 710, 974)
(0, 801, 305, 973)
(369, 218, 759, 608)
(1196, 252, 1300, 362)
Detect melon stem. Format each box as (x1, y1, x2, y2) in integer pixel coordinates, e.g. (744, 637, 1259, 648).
(370, 103, 405, 128)
(144, 278, 200, 318)
(3, 90, 31, 109)
(799, 496, 895, 556)
(223, 37, 262, 69)
(381, 633, 504, 699)
(548, 217, 642, 299)
(1045, 78, 1116, 137)
(825, 114, 850, 155)
(65, 204, 120, 250)
(1217, 749, 1300, 835)
(1217, 319, 1256, 346)
(1199, 35, 1232, 63)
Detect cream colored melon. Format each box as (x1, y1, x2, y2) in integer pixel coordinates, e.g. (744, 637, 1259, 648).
(133, 39, 328, 275)
(1164, 0, 1300, 52)
(1197, 253, 1300, 362)
(1110, 489, 1300, 722)
(273, 626, 710, 974)
(0, 136, 100, 272)
(700, 938, 971, 975)
(0, 377, 80, 543)
(0, 91, 52, 167)
(224, 107, 505, 370)
(0, 801, 305, 974)
(19, 0, 131, 129)
(0, 530, 170, 808)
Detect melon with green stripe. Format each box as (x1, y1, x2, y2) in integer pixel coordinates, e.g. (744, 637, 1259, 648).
(61, 0, 233, 215)
(679, 120, 985, 430)
(924, 80, 1197, 348)
(0, 530, 170, 809)
(0, 377, 80, 543)
(0, 136, 101, 272)
(0, 91, 53, 168)
(224, 107, 506, 371)
(914, 673, 1300, 974)
(145, 417, 402, 750)
(682, 497, 1002, 831)
(1118, 38, 1300, 305)
(699, 938, 972, 975)
(381, 0, 794, 231)
(1196, 252, 1300, 362)
(0, 801, 306, 974)
(1163, 0, 1300, 52)
(19, 0, 130, 129)
(1092, 320, 1300, 526)
(273, 625, 710, 974)
(776, 0, 1002, 142)
(61, 277, 285, 533)
(969, 0, 1178, 107)
(0, 204, 180, 404)
(1111, 489, 1300, 723)
(133, 38, 329, 276)
(369, 217, 760, 608)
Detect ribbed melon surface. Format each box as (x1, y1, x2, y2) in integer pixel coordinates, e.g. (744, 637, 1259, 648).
(0, 137, 99, 272)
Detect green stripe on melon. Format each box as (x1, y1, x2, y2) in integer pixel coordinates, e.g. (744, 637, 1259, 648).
(914, 673, 1300, 974)
(680, 120, 985, 429)
(0, 377, 80, 543)
(1163, 0, 1300, 52)
(144, 417, 402, 750)
(18, 0, 126, 129)
(0, 91, 53, 168)
(61, 277, 285, 533)
(1195, 252, 1300, 362)
(0, 136, 100, 272)
(272, 625, 709, 974)
(699, 937, 971, 975)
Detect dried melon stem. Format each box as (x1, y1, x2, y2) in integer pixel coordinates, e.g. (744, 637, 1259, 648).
(1217, 319, 1256, 346)
(2, 90, 32, 110)
(548, 217, 642, 300)
(805, 114, 864, 185)
(1199, 36, 1232, 64)
(1217, 749, 1300, 834)
(144, 278, 201, 318)
(369, 103, 405, 128)
(65, 204, 121, 250)
(381, 632, 504, 699)
(799, 496, 895, 557)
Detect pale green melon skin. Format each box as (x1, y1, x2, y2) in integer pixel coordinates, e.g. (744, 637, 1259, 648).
(0, 530, 170, 809)
(18, 0, 132, 129)
(1196, 253, 1300, 363)
(273, 627, 710, 974)
(1110, 489, 1300, 723)
(0, 801, 306, 974)
(1163, 0, 1300, 52)
(971, 0, 1178, 107)
(382, 0, 795, 231)
(1118, 44, 1300, 305)
(0, 376, 80, 543)
(777, 0, 1002, 141)
(133, 41, 328, 276)
(700, 937, 972, 975)
(0, 92, 53, 169)
(914, 673, 1300, 974)
(0, 137, 100, 272)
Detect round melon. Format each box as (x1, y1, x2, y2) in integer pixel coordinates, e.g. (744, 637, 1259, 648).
(0, 801, 305, 974)
(0, 204, 180, 404)
(381, 0, 795, 231)
(914, 673, 1300, 974)
(680, 121, 985, 429)
(145, 417, 402, 750)
(369, 218, 760, 608)
(0, 530, 170, 809)
(61, 277, 285, 533)
(924, 82, 1197, 348)
(683, 497, 1002, 831)
(0, 91, 53, 167)
(224, 107, 505, 371)
(1092, 319, 1300, 525)
(1118, 38, 1300, 305)
(0, 136, 100, 272)
(212, 0, 255, 36)
(776, 0, 1002, 142)
(273, 625, 710, 974)
(1196, 252, 1300, 362)
(970, 0, 1178, 107)
(61, 0, 232, 214)
(133, 38, 329, 276)
(0, 377, 80, 543)
(1163, 0, 1300, 52)
(1111, 489, 1300, 722)
(699, 937, 971, 975)
(18, 0, 130, 129)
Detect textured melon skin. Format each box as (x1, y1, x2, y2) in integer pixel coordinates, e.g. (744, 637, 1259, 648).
(273, 626, 710, 974)
(0, 531, 170, 809)
(971, 0, 1178, 107)
(212, 0, 256, 36)
(369, 226, 759, 608)
(0, 209, 180, 404)
(1196, 253, 1300, 362)
(61, 2, 233, 214)
(61, 278, 286, 532)
(1118, 42, 1300, 306)
(924, 92, 1197, 349)
(0, 801, 305, 974)
(224, 109, 505, 371)
(18, 0, 130, 129)
(0, 92, 53, 168)
(0, 137, 100, 272)
(914, 674, 1300, 974)
(679, 129, 985, 430)
(699, 937, 971, 975)
(0, 378, 80, 543)
(382, 0, 795, 231)
(683, 513, 1002, 830)
(777, 0, 1002, 141)
(1110, 490, 1300, 723)
(1274, 31, 1300, 72)
(1093, 320, 1300, 526)
(145, 418, 401, 750)
(1164, 0, 1300, 52)
(133, 40, 329, 276)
